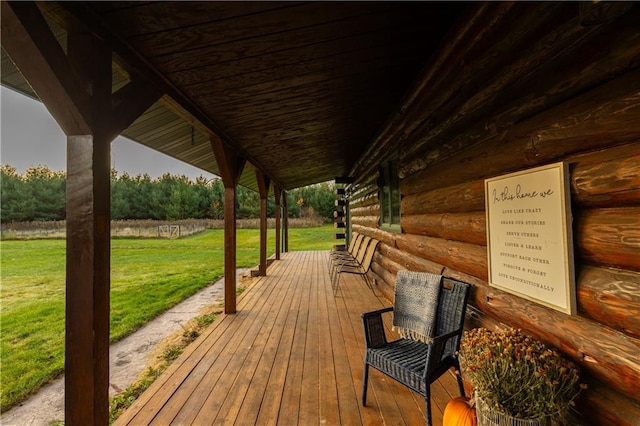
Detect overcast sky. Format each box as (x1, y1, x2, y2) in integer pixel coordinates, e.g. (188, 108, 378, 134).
(0, 86, 216, 181)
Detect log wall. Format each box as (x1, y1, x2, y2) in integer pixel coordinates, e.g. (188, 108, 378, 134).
(347, 3, 640, 424)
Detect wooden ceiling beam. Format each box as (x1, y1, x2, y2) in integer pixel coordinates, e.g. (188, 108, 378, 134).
(59, 1, 283, 190)
(1, 1, 90, 134)
(108, 79, 163, 142)
(255, 169, 271, 200)
(210, 136, 246, 189)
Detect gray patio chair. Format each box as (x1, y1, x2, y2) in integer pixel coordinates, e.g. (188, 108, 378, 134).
(332, 238, 379, 295)
(328, 232, 362, 270)
(329, 235, 371, 283)
(361, 271, 471, 426)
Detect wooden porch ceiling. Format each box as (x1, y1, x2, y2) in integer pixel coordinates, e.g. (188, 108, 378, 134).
(0, 1, 467, 191)
(114, 251, 462, 425)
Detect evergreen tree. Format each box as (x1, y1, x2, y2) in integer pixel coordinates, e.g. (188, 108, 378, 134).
(1, 165, 36, 222)
(111, 171, 134, 219)
(24, 166, 65, 221)
(208, 178, 225, 219)
(1, 164, 337, 223)
(236, 185, 259, 219)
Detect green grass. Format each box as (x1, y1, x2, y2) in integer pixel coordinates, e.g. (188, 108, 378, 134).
(286, 224, 341, 250)
(0, 225, 335, 411)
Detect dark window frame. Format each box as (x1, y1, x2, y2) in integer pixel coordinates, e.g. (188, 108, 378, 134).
(379, 158, 401, 232)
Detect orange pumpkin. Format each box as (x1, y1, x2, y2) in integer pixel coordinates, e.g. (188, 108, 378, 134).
(442, 396, 477, 426)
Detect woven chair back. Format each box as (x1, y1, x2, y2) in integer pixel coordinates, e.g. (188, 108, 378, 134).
(436, 277, 471, 355)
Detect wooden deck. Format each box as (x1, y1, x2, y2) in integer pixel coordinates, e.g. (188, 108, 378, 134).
(114, 251, 461, 425)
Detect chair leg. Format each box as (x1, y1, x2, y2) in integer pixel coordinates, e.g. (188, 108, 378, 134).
(331, 264, 338, 288)
(454, 360, 466, 397)
(333, 273, 341, 295)
(362, 363, 369, 406)
(362, 273, 372, 289)
(425, 387, 433, 426)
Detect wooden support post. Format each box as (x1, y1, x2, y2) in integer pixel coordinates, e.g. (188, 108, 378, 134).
(211, 136, 246, 314)
(223, 185, 238, 311)
(274, 185, 282, 260)
(283, 191, 289, 252)
(255, 170, 271, 276)
(1, 4, 161, 423)
(66, 134, 111, 425)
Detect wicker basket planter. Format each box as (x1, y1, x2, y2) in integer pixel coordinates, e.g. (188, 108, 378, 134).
(475, 395, 550, 426)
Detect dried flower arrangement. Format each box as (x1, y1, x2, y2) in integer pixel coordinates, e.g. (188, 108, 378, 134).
(459, 327, 585, 422)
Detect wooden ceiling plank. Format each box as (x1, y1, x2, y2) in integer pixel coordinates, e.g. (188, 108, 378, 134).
(89, 2, 155, 14)
(227, 100, 381, 128)
(157, 141, 216, 165)
(194, 65, 407, 109)
(101, 2, 293, 38)
(242, 126, 378, 153)
(150, 4, 423, 73)
(182, 44, 419, 100)
(126, 101, 174, 123)
(139, 123, 194, 145)
(128, 3, 395, 58)
(171, 19, 429, 87)
(202, 90, 338, 115)
(127, 115, 184, 141)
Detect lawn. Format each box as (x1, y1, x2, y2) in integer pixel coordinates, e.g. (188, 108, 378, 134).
(0, 224, 335, 411)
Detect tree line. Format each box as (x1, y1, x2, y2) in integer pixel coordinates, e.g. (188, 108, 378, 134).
(0, 165, 336, 223)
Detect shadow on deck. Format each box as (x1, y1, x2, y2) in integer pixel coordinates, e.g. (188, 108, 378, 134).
(114, 251, 461, 425)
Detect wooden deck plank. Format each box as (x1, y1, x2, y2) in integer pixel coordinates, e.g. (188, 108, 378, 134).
(317, 252, 341, 425)
(196, 262, 296, 424)
(278, 251, 312, 424)
(114, 251, 453, 426)
(122, 269, 273, 424)
(155, 277, 280, 423)
(122, 260, 284, 425)
(254, 254, 308, 425)
(195, 258, 297, 425)
(232, 253, 304, 425)
(160, 266, 285, 424)
(324, 260, 365, 425)
(298, 251, 321, 424)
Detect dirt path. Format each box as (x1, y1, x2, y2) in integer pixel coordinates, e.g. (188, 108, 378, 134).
(1, 270, 248, 426)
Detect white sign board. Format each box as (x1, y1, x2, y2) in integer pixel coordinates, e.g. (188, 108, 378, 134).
(485, 162, 576, 315)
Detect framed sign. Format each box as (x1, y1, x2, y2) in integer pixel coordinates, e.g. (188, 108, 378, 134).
(485, 162, 576, 315)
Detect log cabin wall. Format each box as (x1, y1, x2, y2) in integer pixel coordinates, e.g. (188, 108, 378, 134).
(347, 3, 640, 424)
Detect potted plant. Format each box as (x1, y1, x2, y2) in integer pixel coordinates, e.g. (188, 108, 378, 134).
(458, 327, 585, 426)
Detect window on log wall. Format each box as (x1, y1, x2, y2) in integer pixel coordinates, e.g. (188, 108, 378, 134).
(379, 158, 401, 232)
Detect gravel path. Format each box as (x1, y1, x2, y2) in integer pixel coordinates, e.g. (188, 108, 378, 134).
(1, 270, 247, 426)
